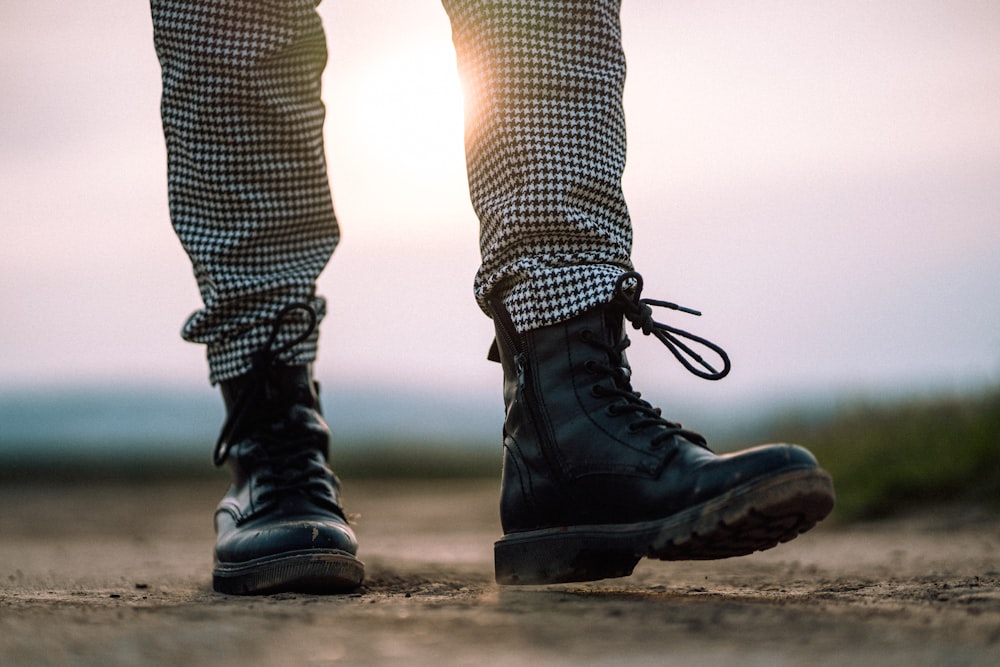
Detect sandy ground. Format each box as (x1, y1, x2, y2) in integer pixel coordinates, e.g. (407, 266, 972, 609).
(1, 478, 998, 666)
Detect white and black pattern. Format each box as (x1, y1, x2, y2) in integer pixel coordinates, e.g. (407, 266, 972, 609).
(444, 0, 633, 332)
(152, 0, 338, 383)
(152, 0, 633, 381)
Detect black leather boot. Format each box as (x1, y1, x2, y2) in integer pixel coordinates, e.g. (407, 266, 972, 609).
(211, 305, 364, 595)
(490, 272, 834, 584)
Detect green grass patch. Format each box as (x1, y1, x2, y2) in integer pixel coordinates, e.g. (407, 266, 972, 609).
(4, 390, 997, 524)
(0, 440, 500, 485)
(765, 387, 1000, 521)
(331, 441, 498, 480)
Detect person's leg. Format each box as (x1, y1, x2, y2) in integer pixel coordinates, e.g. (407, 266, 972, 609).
(153, 0, 337, 383)
(445, 0, 633, 329)
(442, 0, 834, 585)
(152, 0, 363, 594)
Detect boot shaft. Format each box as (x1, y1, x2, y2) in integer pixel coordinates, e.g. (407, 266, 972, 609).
(490, 300, 681, 532)
(217, 363, 329, 465)
(215, 363, 343, 525)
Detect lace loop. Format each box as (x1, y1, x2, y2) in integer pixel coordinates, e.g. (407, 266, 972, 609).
(213, 303, 318, 466)
(251, 303, 318, 372)
(614, 272, 731, 381)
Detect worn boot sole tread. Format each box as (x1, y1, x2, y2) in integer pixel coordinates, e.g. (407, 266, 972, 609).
(213, 549, 365, 595)
(494, 468, 834, 585)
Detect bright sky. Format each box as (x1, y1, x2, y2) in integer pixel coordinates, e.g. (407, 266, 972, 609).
(1, 1, 999, 413)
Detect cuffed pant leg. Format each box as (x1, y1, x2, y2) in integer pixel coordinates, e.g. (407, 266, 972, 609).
(152, 0, 338, 383)
(443, 0, 633, 332)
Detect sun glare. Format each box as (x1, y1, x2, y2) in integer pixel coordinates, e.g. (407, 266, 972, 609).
(344, 43, 465, 176)
(362, 48, 462, 152)
(327, 40, 470, 233)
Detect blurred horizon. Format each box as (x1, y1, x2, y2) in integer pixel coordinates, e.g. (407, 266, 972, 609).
(2, 373, 995, 461)
(2, 1, 999, 448)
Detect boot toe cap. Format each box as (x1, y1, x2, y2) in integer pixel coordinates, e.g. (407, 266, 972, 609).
(215, 511, 359, 564)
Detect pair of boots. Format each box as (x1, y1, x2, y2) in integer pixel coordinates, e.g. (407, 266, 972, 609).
(212, 275, 834, 594)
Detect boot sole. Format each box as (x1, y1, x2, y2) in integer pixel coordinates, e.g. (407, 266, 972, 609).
(213, 549, 365, 595)
(494, 467, 835, 585)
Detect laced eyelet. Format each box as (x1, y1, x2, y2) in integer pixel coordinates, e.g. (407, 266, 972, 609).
(579, 329, 593, 342)
(590, 385, 605, 398)
(584, 360, 597, 373)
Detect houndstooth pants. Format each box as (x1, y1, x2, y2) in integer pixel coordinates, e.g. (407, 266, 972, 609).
(152, 0, 633, 383)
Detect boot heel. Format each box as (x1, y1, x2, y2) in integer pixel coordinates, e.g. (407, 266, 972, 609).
(494, 531, 640, 585)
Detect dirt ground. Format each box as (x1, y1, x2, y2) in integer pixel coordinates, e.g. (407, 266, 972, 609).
(1, 478, 997, 666)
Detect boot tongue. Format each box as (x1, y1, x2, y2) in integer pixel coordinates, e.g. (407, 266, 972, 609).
(600, 303, 633, 389)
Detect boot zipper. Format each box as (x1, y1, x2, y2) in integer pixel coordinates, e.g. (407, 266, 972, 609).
(491, 301, 522, 356)
(514, 352, 527, 389)
(511, 340, 568, 490)
(488, 299, 560, 465)
(489, 299, 552, 455)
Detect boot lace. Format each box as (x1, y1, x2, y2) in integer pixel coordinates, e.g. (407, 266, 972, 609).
(581, 330, 709, 449)
(580, 271, 733, 449)
(243, 437, 339, 510)
(614, 271, 731, 381)
(213, 303, 318, 466)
